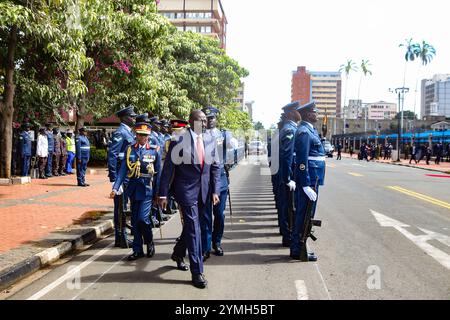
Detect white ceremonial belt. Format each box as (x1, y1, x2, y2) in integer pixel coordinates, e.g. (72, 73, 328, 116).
(308, 156, 325, 161)
(81, 147, 91, 149)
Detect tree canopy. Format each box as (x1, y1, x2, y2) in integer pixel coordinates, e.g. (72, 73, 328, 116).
(0, 0, 250, 178)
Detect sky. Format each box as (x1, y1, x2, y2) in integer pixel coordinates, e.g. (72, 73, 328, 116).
(222, 0, 450, 128)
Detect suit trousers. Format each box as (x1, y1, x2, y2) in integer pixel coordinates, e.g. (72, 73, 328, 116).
(130, 197, 153, 254)
(173, 200, 204, 275)
(290, 187, 320, 256)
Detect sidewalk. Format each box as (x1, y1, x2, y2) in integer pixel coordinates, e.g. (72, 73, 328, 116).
(0, 169, 114, 291)
(340, 152, 450, 174)
(0, 170, 113, 254)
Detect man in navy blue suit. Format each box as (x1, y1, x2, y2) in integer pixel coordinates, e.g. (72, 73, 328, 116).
(158, 110, 220, 289)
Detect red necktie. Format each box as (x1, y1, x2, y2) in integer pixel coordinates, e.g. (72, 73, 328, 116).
(197, 135, 205, 169)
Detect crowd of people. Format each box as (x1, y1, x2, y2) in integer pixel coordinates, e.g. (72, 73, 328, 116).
(338, 141, 450, 164)
(18, 123, 79, 180)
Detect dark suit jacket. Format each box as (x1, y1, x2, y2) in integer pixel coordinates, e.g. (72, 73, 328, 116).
(159, 129, 221, 206)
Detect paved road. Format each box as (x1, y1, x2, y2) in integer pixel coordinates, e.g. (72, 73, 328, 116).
(5, 156, 450, 300)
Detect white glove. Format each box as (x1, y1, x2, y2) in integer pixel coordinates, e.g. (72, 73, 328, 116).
(112, 182, 124, 196)
(230, 138, 239, 149)
(303, 187, 317, 202)
(286, 180, 296, 192)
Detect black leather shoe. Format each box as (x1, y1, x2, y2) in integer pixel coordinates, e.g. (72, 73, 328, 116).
(308, 253, 318, 262)
(147, 242, 155, 258)
(212, 244, 224, 256)
(171, 253, 189, 271)
(290, 253, 301, 260)
(192, 273, 207, 289)
(127, 252, 144, 261)
(84, 183, 90, 186)
(203, 251, 210, 262)
(151, 216, 160, 228)
(282, 239, 291, 247)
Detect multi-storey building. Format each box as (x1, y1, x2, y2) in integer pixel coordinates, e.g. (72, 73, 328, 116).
(366, 101, 397, 120)
(345, 99, 363, 120)
(158, 0, 227, 49)
(291, 66, 342, 118)
(421, 74, 450, 118)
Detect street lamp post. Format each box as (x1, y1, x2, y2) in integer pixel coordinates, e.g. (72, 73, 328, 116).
(389, 87, 409, 162)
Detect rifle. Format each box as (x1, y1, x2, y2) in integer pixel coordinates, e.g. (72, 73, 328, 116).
(288, 189, 294, 233)
(118, 193, 129, 248)
(299, 177, 322, 262)
(224, 164, 233, 229)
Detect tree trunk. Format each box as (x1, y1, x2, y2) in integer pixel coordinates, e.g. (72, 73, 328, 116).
(75, 100, 85, 133)
(75, 71, 89, 132)
(0, 26, 18, 179)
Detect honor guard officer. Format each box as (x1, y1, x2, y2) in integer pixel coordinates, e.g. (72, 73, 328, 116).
(110, 121, 161, 261)
(75, 127, 91, 187)
(166, 119, 189, 216)
(45, 123, 55, 177)
(201, 106, 236, 259)
(108, 106, 137, 247)
(291, 101, 326, 261)
(278, 102, 302, 247)
(19, 123, 32, 177)
(270, 122, 282, 232)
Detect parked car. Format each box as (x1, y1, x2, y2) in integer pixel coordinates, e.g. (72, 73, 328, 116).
(323, 140, 334, 157)
(249, 140, 266, 155)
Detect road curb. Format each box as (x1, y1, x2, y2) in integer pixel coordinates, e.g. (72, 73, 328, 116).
(341, 155, 450, 174)
(373, 160, 450, 174)
(0, 219, 113, 292)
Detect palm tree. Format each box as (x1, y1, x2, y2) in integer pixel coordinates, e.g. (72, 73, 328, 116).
(399, 38, 420, 86)
(398, 38, 420, 136)
(358, 59, 372, 132)
(413, 40, 436, 120)
(417, 40, 436, 66)
(357, 59, 372, 100)
(339, 59, 358, 133)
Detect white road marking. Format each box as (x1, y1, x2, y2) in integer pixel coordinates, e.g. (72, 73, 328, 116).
(371, 210, 450, 270)
(27, 242, 115, 300)
(71, 254, 128, 300)
(313, 263, 332, 300)
(294, 280, 309, 300)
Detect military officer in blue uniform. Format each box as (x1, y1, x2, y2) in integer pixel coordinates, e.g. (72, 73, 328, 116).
(19, 123, 32, 177)
(45, 123, 54, 177)
(110, 121, 161, 261)
(148, 116, 170, 225)
(108, 106, 137, 247)
(75, 127, 91, 187)
(291, 101, 326, 261)
(269, 122, 282, 232)
(200, 106, 235, 259)
(278, 102, 302, 247)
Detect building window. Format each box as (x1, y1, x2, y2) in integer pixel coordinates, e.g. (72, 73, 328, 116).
(185, 12, 213, 19)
